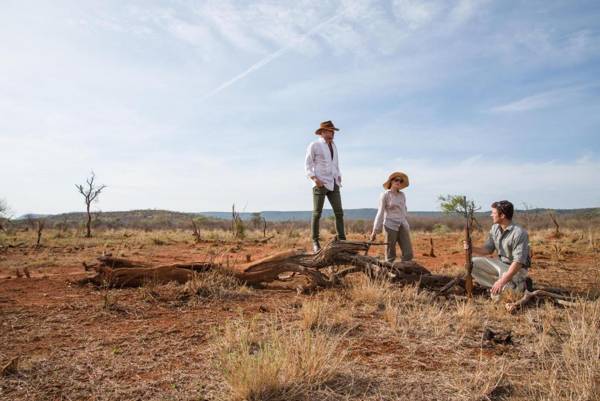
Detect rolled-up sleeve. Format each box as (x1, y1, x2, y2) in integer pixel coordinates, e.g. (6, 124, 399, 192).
(304, 143, 315, 179)
(335, 144, 342, 181)
(511, 231, 530, 265)
(483, 230, 495, 253)
(372, 193, 386, 234)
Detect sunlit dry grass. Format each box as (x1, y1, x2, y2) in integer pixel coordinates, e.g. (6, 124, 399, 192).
(301, 294, 353, 332)
(347, 275, 394, 306)
(2, 226, 600, 400)
(215, 317, 350, 401)
(183, 269, 252, 301)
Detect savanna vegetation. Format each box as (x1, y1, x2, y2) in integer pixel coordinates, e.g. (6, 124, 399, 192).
(1, 210, 599, 400)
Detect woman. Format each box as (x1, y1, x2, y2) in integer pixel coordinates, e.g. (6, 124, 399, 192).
(369, 172, 414, 263)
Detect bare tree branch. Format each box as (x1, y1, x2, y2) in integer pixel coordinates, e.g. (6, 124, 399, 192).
(76, 171, 107, 238)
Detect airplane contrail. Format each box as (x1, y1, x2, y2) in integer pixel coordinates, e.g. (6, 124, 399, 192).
(202, 10, 345, 100)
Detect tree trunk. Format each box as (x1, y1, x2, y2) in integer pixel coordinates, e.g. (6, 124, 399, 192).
(36, 220, 44, 246)
(86, 203, 92, 238)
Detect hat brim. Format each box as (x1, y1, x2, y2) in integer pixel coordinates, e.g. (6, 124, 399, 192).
(383, 172, 409, 190)
(315, 127, 340, 135)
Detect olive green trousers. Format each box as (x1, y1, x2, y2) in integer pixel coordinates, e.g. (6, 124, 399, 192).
(311, 184, 346, 242)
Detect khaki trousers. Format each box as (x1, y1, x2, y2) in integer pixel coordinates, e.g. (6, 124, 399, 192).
(471, 257, 528, 293)
(384, 225, 413, 263)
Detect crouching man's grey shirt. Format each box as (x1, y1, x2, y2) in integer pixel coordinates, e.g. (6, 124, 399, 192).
(482, 223, 531, 267)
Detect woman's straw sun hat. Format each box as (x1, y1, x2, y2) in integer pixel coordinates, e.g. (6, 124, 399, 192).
(383, 172, 409, 190)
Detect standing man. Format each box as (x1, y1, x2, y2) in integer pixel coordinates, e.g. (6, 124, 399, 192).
(465, 200, 532, 296)
(305, 120, 346, 253)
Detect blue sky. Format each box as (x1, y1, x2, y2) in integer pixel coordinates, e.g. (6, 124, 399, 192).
(1, 0, 599, 215)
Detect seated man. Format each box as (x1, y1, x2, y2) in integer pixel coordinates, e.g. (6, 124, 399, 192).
(466, 200, 531, 296)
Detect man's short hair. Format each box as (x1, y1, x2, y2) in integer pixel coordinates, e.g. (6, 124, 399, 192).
(491, 200, 514, 220)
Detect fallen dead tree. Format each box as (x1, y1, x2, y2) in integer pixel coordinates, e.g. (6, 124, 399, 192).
(77, 240, 578, 310)
(78, 264, 193, 288)
(87, 255, 216, 272)
(78, 240, 447, 290)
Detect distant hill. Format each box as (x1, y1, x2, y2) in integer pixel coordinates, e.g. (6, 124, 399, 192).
(200, 207, 599, 221)
(16, 207, 599, 223)
(198, 209, 459, 221)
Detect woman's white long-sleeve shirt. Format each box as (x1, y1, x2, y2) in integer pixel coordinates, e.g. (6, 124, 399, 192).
(304, 137, 342, 191)
(372, 190, 409, 233)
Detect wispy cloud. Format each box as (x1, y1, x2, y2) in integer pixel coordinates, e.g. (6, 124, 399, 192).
(489, 84, 594, 113)
(201, 9, 346, 99)
(392, 0, 441, 30)
(490, 89, 566, 113)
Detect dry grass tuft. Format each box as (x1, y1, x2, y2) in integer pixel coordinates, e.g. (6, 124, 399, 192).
(347, 275, 393, 306)
(183, 269, 251, 301)
(383, 286, 482, 341)
(448, 359, 512, 401)
(453, 299, 479, 333)
(301, 297, 329, 330)
(525, 303, 563, 359)
(301, 295, 353, 332)
(544, 300, 599, 400)
(216, 318, 350, 401)
(523, 299, 600, 400)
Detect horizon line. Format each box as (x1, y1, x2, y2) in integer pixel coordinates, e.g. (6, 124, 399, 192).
(13, 205, 599, 219)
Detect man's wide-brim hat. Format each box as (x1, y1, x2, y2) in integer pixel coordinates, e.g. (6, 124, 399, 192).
(315, 120, 340, 135)
(383, 172, 409, 190)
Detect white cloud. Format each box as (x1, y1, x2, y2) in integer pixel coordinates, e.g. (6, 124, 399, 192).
(448, 0, 487, 27)
(342, 156, 600, 211)
(489, 84, 595, 113)
(202, 8, 346, 99)
(392, 0, 441, 30)
(496, 27, 600, 69)
(165, 16, 213, 46)
(490, 89, 565, 113)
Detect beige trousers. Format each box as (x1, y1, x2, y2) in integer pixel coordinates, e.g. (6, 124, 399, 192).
(384, 225, 413, 263)
(471, 257, 528, 293)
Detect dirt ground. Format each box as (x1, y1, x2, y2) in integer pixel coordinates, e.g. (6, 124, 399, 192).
(1, 228, 599, 400)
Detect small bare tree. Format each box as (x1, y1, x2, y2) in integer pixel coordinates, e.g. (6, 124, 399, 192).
(439, 195, 480, 298)
(250, 212, 269, 237)
(26, 215, 46, 246)
(0, 199, 7, 216)
(520, 202, 539, 230)
(250, 212, 262, 229)
(76, 172, 107, 238)
(191, 218, 203, 243)
(0, 198, 9, 232)
(35, 219, 45, 246)
(231, 204, 245, 239)
(547, 210, 561, 238)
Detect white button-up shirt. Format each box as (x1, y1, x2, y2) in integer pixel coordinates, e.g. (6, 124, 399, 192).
(304, 137, 342, 191)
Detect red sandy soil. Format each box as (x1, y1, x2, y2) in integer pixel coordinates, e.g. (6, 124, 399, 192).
(1, 231, 598, 400)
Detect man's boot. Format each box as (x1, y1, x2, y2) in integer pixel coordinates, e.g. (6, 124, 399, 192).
(312, 240, 321, 253)
(525, 277, 534, 292)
